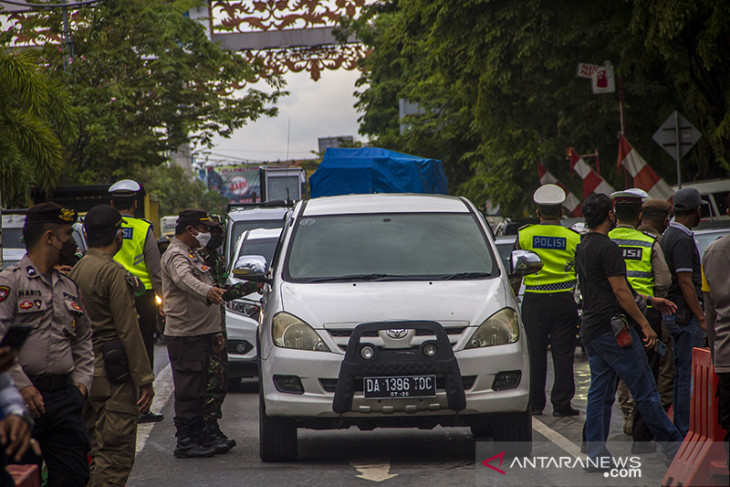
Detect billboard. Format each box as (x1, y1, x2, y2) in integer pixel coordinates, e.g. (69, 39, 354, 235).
(206, 165, 261, 203)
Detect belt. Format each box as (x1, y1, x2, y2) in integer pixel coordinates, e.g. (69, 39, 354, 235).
(28, 374, 72, 392)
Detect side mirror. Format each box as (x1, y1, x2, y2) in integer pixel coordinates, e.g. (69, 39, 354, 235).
(509, 250, 543, 277)
(232, 255, 271, 283)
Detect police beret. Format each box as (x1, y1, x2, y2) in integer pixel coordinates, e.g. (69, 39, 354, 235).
(25, 202, 77, 226)
(177, 208, 217, 228)
(84, 205, 125, 235)
(642, 199, 672, 216)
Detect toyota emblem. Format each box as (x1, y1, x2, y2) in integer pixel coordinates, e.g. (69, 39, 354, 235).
(386, 328, 408, 339)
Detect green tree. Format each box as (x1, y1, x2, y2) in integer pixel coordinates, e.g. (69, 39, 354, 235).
(0, 48, 76, 206)
(6, 0, 284, 184)
(351, 1, 729, 216)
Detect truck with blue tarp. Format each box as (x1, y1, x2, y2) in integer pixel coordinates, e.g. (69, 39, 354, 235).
(309, 147, 448, 197)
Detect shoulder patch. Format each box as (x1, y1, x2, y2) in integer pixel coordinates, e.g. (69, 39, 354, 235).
(0, 286, 10, 302)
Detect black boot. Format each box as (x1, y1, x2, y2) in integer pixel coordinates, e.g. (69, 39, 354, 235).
(174, 417, 216, 458)
(204, 417, 236, 454)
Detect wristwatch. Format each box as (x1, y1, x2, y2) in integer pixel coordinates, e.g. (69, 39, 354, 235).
(6, 408, 35, 429)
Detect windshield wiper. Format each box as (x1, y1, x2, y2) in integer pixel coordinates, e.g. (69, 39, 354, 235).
(441, 272, 491, 280)
(306, 273, 404, 283)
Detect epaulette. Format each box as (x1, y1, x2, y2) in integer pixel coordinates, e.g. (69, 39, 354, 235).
(566, 226, 580, 235)
(642, 230, 658, 240)
(518, 224, 532, 231)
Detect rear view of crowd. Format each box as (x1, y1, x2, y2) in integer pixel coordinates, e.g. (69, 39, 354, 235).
(518, 183, 729, 472)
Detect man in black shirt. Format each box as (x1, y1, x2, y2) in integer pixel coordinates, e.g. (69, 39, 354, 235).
(660, 187, 708, 437)
(576, 193, 681, 469)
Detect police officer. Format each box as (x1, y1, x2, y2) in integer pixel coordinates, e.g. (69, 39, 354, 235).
(0, 202, 94, 487)
(69, 205, 155, 486)
(515, 184, 581, 416)
(161, 209, 227, 458)
(109, 179, 164, 423)
(609, 189, 672, 452)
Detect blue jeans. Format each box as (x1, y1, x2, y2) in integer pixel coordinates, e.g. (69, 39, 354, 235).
(664, 314, 705, 436)
(584, 327, 682, 461)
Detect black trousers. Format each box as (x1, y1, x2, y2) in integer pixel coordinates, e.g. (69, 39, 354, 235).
(14, 383, 90, 487)
(136, 290, 158, 369)
(717, 372, 730, 468)
(521, 292, 579, 411)
(632, 307, 663, 442)
(167, 334, 214, 419)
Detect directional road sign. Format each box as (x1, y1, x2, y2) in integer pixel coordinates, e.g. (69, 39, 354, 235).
(652, 111, 701, 162)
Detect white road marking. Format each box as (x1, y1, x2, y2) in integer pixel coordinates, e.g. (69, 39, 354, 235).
(350, 462, 398, 482)
(531, 416, 585, 458)
(136, 364, 173, 454)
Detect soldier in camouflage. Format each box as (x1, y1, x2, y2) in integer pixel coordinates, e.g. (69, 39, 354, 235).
(196, 221, 259, 453)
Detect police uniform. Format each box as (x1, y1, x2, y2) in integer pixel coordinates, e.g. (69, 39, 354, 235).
(161, 209, 222, 458)
(69, 205, 154, 486)
(0, 203, 93, 487)
(109, 179, 163, 374)
(609, 188, 671, 448)
(516, 184, 580, 416)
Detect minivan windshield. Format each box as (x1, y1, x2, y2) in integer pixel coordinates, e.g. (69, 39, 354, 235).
(286, 213, 495, 281)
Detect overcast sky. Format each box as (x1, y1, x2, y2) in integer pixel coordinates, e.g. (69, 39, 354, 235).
(209, 69, 365, 164)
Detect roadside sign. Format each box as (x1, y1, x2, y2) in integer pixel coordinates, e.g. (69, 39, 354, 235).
(652, 110, 702, 188)
(576, 63, 599, 79)
(652, 111, 701, 161)
(591, 63, 615, 94)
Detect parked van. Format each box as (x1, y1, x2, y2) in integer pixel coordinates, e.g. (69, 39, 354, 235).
(672, 179, 730, 220)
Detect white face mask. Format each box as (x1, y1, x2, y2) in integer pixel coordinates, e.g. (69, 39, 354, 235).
(192, 229, 211, 247)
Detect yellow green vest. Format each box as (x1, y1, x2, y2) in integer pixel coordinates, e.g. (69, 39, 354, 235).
(113, 216, 152, 290)
(609, 226, 655, 297)
(518, 223, 580, 293)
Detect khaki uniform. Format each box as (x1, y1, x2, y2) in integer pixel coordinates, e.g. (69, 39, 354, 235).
(70, 249, 154, 487)
(161, 237, 222, 421)
(161, 238, 222, 337)
(0, 254, 94, 485)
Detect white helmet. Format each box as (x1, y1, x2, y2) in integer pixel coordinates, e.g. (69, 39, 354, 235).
(109, 179, 140, 194)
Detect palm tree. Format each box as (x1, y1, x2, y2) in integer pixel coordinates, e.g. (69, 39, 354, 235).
(0, 47, 76, 206)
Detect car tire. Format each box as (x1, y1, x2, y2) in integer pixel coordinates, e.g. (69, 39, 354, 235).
(470, 411, 532, 456)
(258, 334, 297, 462)
(259, 389, 297, 462)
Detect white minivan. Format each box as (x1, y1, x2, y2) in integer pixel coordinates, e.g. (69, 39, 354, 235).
(235, 194, 541, 461)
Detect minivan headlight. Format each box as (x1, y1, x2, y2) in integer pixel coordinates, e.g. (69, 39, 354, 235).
(465, 308, 519, 348)
(272, 312, 331, 352)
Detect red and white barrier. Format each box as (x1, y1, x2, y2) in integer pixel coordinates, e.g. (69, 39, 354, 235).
(617, 135, 674, 201)
(568, 148, 615, 198)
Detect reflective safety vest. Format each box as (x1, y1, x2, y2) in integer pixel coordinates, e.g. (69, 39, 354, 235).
(113, 216, 153, 290)
(609, 226, 656, 297)
(518, 223, 580, 293)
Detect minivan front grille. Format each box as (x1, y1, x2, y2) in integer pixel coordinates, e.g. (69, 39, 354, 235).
(325, 324, 468, 352)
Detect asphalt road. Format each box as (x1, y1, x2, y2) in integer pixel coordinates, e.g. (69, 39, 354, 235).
(126, 344, 678, 487)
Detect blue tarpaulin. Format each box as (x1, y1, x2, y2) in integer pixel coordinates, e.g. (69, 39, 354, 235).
(309, 147, 448, 197)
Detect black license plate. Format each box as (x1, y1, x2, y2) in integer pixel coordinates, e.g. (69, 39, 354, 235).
(363, 375, 437, 398)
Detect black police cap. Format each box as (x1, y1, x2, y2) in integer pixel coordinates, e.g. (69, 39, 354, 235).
(84, 205, 125, 235)
(177, 208, 217, 228)
(25, 202, 77, 226)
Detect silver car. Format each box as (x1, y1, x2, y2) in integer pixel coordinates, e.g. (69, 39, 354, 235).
(239, 194, 541, 461)
(225, 228, 283, 384)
